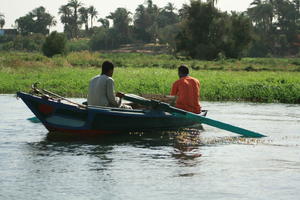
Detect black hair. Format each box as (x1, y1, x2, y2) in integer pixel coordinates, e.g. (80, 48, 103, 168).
(101, 61, 114, 75)
(178, 65, 189, 76)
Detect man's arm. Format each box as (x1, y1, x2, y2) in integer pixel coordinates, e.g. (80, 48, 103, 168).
(170, 82, 178, 106)
(106, 78, 121, 107)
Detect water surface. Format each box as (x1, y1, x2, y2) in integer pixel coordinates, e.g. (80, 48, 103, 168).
(0, 95, 299, 200)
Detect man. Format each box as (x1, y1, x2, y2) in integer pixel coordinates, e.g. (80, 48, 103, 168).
(170, 65, 201, 114)
(88, 61, 124, 107)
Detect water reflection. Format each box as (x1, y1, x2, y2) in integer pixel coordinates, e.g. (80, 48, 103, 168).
(29, 129, 205, 167)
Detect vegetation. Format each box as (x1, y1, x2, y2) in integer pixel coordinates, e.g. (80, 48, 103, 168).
(1, 0, 299, 57)
(0, 34, 45, 51)
(176, 2, 253, 59)
(0, 51, 299, 104)
(0, 13, 5, 29)
(42, 32, 67, 57)
(247, 0, 300, 56)
(15, 6, 56, 35)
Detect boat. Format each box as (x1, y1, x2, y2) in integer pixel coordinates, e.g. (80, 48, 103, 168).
(17, 84, 266, 138)
(17, 90, 204, 135)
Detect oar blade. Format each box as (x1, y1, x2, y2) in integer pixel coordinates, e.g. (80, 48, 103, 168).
(124, 94, 266, 138)
(185, 113, 266, 138)
(27, 117, 41, 123)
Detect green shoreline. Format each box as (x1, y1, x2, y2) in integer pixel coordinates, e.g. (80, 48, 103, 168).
(1, 51, 299, 104)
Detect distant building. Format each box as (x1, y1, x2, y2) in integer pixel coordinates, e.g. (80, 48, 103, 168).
(0, 29, 18, 36)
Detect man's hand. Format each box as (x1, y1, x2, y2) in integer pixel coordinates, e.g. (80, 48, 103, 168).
(116, 92, 125, 98)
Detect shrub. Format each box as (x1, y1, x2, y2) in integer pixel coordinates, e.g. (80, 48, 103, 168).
(67, 39, 90, 52)
(0, 34, 45, 51)
(42, 31, 67, 57)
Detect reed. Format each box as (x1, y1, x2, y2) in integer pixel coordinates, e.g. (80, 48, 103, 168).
(0, 51, 299, 103)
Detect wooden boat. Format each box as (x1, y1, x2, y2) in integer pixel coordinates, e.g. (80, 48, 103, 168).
(17, 84, 266, 138)
(17, 91, 203, 135)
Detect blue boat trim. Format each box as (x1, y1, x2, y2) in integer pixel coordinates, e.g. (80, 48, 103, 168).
(17, 92, 200, 135)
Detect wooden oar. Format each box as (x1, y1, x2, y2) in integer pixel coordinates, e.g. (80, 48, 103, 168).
(123, 94, 266, 138)
(27, 116, 40, 123)
(41, 89, 86, 109)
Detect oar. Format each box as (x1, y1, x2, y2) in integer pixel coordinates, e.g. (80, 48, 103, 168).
(41, 89, 86, 109)
(123, 94, 266, 138)
(27, 116, 40, 123)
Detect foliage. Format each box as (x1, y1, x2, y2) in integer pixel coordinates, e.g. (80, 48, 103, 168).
(98, 18, 109, 28)
(247, 0, 300, 56)
(0, 13, 5, 29)
(107, 8, 132, 44)
(133, 0, 179, 43)
(42, 31, 67, 57)
(1, 52, 300, 103)
(59, 0, 98, 39)
(0, 34, 45, 51)
(15, 6, 56, 35)
(67, 38, 90, 51)
(59, 0, 83, 38)
(175, 1, 253, 60)
(0, 52, 299, 103)
(89, 27, 121, 50)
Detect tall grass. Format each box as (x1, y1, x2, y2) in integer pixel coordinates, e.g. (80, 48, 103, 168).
(0, 51, 299, 103)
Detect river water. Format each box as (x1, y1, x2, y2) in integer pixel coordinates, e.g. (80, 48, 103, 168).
(0, 94, 299, 200)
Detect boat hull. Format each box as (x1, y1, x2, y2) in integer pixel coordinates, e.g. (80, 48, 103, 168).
(17, 92, 199, 135)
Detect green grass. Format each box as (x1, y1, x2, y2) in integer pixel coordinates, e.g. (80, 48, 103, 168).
(0, 51, 300, 104)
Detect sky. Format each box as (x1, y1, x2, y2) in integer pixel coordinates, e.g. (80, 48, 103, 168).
(0, 0, 254, 31)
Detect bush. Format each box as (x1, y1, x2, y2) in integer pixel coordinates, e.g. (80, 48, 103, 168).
(42, 31, 67, 57)
(0, 34, 45, 51)
(67, 38, 90, 52)
(90, 27, 121, 51)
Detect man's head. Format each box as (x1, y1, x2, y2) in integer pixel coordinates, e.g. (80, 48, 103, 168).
(178, 65, 189, 78)
(101, 61, 114, 77)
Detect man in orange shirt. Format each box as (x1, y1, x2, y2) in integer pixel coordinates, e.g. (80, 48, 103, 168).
(170, 65, 201, 114)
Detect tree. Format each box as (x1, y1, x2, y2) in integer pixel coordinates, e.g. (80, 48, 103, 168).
(98, 18, 110, 28)
(59, 0, 83, 38)
(79, 7, 89, 31)
(273, 0, 299, 54)
(133, 0, 160, 42)
(247, 0, 274, 33)
(88, 6, 98, 28)
(107, 8, 132, 44)
(15, 6, 56, 35)
(59, 5, 73, 38)
(157, 3, 179, 28)
(176, 1, 253, 59)
(32, 7, 56, 34)
(67, 0, 83, 38)
(207, 0, 218, 6)
(0, 13, 5, 29)
(247, 0, 299, 56)
(90, 27, 117, 50)
(42, 31, 67, 57)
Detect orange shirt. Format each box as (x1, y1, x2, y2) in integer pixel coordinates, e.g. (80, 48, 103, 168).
(170, 76, 201, 114)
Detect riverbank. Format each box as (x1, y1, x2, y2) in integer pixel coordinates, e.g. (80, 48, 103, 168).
(0, 51, 299, 103)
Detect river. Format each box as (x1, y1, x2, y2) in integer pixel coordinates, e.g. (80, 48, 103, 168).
(0, 94, 299, 200)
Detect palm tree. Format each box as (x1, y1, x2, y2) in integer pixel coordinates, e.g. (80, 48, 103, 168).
(107, 8, 132, 43)
(164, 2, 176, 13)
(207, 0, 218, 7)
(248, 0, 273, 32)
(88, 6, 98, 28)
(68, 0, 82, 19)
(79, 7, 89, 31)
(98, 18, 109, 28)
(0, 13, 5, 29)
(59, 5, 72, 37)
(67, 0, 83, 37)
